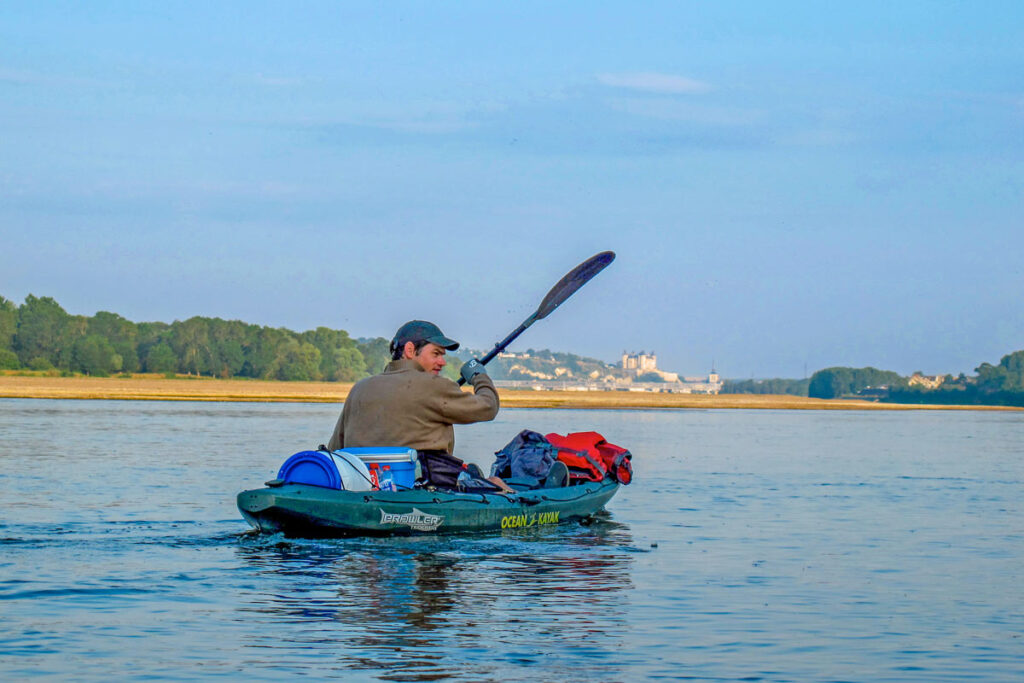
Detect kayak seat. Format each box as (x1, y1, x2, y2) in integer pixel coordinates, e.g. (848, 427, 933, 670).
(504, 461, 569, 491)
(543, 461, 569, 488)
(504, 476, 541, 491)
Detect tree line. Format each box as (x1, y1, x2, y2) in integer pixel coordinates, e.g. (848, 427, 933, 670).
(0, 294, 394, 381)
(0, 293, 617, 383)
(722, 378, 810, 396)
(807, 367, 904, 399)
(807, 351, 1024, 407)
(9, 292, 1019, 404)
(884, 351, 1024, 407)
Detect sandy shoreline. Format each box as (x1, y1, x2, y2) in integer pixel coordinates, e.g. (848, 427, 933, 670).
(1, 374, 1020, 411)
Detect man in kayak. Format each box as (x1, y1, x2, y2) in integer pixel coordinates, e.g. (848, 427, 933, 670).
(327, 320, 510, 491)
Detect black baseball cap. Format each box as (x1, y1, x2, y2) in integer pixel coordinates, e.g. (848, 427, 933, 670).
(390, 320, 460, 354)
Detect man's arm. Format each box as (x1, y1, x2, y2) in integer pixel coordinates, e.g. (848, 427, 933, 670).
(435, 372, 499, 424)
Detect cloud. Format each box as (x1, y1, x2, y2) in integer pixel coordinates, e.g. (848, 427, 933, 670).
(307, 89, 769, 156)
(605, 97, 760, 126)
(597, 72, 710, 95)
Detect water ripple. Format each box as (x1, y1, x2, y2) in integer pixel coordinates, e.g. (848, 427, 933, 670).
(3, 401, 1024, 681)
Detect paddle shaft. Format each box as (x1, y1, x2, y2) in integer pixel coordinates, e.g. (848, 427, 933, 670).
(457, 251, 614, 385)
(479, 312, 539, 367)
(456, 313, 540, 386)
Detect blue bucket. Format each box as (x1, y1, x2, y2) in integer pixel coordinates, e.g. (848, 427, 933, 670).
(277, 450, 343, 489)
(276, 450, 374, 490)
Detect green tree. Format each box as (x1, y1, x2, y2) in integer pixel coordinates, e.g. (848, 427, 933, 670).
(135, 321, 171, 372)
(808, 367, 903, 399)
(975, 362, 1006, 392)
(809, 367, 850, 398)
(89, 311, 140, 373)
(72, 334, 121, 376)
(242, 327, 290, 378)
(215, 338, 246, 378)
(29, 356, 55, 371)
(356, 337, 391, 375)
(325, 345, 367, 381)
(0, 348, 20, 369)
(14, 295, 74, 367)
(977, 350, 1024, 393)
(723, 378, 810, 396)
(143, 342, 178, 373)
(0, 296, 17, 351)
(169, 317, 214, 375)
(1000, 350, 1024, 392)
(265, 339, 322, 381)
(136, 321, 171, 346)
(302, 327, 367, 381)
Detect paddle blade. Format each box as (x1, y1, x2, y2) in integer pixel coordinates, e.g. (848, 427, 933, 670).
(536, 251, 615, 320)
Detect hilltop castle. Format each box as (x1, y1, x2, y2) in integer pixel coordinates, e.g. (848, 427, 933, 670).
(621, 351, 679, 382)
(489, 349, 723, 394)
(620, 351, 722, 392)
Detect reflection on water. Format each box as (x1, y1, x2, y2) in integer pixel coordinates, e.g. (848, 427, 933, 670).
(235, 519, 636, 681)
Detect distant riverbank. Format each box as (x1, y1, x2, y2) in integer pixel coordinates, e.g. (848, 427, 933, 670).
(2, 374, 1021, 411)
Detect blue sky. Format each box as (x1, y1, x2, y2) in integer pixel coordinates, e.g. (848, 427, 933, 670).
(2, 2, 1021, 378)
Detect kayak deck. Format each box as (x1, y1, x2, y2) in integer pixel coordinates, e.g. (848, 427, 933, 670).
(237, 480, 619, 537)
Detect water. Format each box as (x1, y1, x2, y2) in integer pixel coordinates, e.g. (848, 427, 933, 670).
(1, 399, 1022, 681)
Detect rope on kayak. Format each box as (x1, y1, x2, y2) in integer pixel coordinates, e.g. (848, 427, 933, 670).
(536, 485, 611, 503)
(360, 484, 609, 506)
(362, 493, 503, 505)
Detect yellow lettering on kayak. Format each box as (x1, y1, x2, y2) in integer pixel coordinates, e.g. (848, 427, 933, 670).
(501, 511, 560, 528)
(536, 511, 560, 525)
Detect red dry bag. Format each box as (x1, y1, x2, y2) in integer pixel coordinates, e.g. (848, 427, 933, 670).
(544, 431, 633, 485)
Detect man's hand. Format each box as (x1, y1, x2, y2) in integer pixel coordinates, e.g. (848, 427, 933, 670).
(460, 358, 487, 384)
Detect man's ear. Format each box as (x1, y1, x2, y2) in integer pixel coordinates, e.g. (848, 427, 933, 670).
(403, 341, 417, 359)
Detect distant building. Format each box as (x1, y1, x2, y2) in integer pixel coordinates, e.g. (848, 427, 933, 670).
(621, 350, 688, 384)
(908, 372, 945, 390)
(622, 351, 658, 372)
(493, 348, 722, 394)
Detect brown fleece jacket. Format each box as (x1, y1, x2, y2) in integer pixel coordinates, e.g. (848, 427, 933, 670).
(326, 358, 499, 454)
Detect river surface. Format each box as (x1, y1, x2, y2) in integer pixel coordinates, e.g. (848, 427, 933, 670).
(1, 399, 1022, 681)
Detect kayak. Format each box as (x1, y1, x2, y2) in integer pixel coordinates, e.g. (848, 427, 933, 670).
(237, 479, 620, 537)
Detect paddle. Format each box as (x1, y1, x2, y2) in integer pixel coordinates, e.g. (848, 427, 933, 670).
(457, 250, 616, 385)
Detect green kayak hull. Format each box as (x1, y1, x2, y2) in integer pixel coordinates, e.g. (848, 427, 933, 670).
(237, 480, 619, 537)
